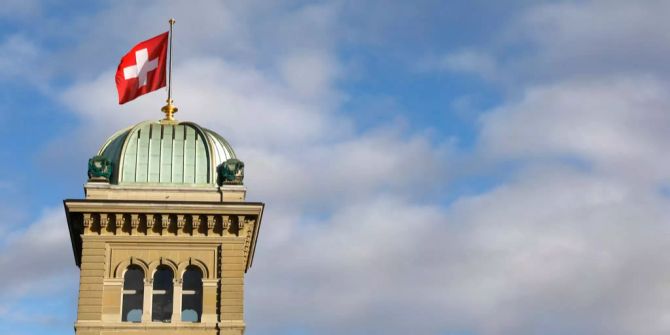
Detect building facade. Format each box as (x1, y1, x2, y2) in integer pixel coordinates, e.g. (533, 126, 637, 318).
(64, 120, 264, 335)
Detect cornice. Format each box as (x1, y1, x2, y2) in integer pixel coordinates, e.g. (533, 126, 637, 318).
(63, 199, 264, 272)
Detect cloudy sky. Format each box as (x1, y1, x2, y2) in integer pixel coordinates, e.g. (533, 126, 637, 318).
(1, 1, 669, 334)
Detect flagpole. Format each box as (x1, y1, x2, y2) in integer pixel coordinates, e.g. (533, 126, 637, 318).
(161, 18, 177, 121)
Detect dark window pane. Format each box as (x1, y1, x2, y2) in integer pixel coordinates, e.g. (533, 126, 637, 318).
(152, 266, 174, 322)
(122, 266, 144, 322)
(181, 266, 203, 322)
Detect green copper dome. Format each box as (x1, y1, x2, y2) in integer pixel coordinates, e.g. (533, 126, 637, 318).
(96, 120, 237, 186)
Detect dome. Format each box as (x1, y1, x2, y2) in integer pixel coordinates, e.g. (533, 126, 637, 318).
(94, 120, 237, 186)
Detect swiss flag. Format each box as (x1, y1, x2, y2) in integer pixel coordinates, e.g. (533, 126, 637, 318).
(115, 32, 169, 104)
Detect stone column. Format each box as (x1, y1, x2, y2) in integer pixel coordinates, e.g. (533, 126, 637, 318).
(142, 279, 153, 322)
(172, 278, 182, 322)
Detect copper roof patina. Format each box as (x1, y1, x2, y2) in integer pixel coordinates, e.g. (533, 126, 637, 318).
(97, 120, 236, 186)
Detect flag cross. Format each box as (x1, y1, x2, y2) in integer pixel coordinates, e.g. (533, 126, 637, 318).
(123, 48, 159, 88)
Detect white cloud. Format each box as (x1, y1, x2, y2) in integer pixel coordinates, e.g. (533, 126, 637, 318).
(0, 34, 41, 82)
(243, 125, 449, 210)
(247, 196, 450, 334)
(426, 1, 670, 84)
(445, 167, 670, 335)
(278, 49, 341, 101)
(248, 166, 670, 335)
(431, 49, 498, 80)
(0, 0, 41, 20)
(0, 208, 77, 298)
(520, 0, 670, 74)
(479, 76, 670, 184)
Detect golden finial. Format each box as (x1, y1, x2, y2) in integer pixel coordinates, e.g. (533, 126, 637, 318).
(161, 99, 178, 121)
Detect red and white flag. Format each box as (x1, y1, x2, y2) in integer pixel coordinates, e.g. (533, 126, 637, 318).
(115, 32, 169, 104)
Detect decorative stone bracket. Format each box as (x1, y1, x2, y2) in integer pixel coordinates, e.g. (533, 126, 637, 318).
(80, 213, 254, 237)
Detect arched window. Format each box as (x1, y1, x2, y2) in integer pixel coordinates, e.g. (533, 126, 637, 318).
(181, 266, 203, 322)
(152, 265, 174, 322)
(122, 265, 144, 322)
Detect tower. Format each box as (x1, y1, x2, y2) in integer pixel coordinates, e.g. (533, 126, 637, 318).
(64, 119, 264, 335)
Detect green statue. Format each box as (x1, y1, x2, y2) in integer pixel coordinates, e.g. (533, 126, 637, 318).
(217, 158, 244, 186)
(88, 155, 113, 181)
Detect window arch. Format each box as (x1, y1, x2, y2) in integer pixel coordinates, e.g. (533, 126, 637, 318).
(122, 265, 144, 322)
(181, 265, 203, 322)
(152, 265, 174, 322)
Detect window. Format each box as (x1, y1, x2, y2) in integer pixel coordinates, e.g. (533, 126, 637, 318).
(152, 266, 174, 322)
(181, 266, 203, 322)
(122, 265, 144, 322)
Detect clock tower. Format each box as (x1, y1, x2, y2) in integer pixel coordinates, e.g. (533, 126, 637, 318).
(64, 118, 264, 335)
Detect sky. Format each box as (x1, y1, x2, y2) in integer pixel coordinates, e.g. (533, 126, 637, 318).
(0, 0, 669, 334)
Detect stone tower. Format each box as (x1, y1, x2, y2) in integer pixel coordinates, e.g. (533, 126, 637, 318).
(64, 120, 264, 335)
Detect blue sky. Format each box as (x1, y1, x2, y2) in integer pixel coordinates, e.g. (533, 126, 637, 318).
(1, 1, 670, 334)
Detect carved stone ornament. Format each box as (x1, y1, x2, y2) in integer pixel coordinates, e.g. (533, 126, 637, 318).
(87, 155, 113, 181)
(216, 158, 244, 186)
(78, 211, 256, 237)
